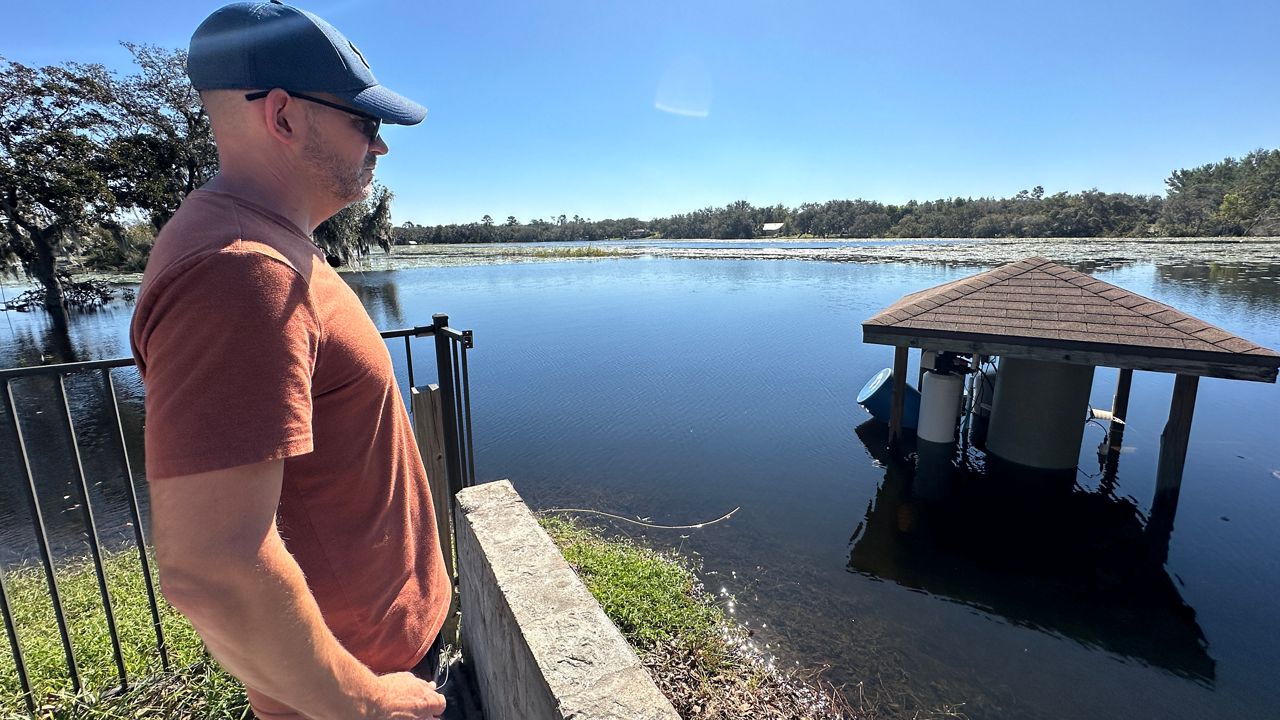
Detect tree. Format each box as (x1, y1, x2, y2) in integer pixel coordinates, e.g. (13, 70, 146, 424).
(481, 214, 493, 226)
(313, 185, 395, 265)
(0, 56, 118, 314)
(100, 44, 217, 232)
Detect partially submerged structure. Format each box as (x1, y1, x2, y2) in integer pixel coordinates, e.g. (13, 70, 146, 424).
(849, 420, 1215, 681)
(859, 257, 1280, 546)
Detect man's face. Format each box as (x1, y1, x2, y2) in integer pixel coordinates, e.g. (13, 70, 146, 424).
(302, 99, 389, 207)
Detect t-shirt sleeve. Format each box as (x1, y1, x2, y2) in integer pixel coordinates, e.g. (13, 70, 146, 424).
(136, 250, 321, 479)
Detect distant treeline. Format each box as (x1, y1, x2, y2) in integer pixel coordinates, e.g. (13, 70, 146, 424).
(395, 148, 1280, 244)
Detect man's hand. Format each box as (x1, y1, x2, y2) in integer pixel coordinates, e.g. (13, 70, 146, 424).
(361, 672, 446, 719)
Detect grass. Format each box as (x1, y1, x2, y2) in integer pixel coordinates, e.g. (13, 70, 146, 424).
(539, 516, 724, 659)
(540, 515, 866, 719)
(0, 549, 249, 719)
(524, 246, 623, 259)
(3, 525, 958, 719)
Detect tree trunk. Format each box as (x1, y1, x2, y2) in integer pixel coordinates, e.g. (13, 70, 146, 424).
(30, 228, 68, 318)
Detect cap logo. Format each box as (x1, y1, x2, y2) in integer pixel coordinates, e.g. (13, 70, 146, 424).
(348, 41, 370, 69)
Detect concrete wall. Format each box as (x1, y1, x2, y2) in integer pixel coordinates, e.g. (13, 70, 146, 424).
(455, 480, 680, 720)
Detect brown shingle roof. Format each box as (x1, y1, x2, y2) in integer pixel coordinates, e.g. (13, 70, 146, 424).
(862, 257, 1280, 382)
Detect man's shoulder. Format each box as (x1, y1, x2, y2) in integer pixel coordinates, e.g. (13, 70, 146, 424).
(144, 191, 322, 296)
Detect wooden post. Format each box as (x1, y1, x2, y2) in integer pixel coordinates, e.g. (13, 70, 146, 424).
(888, 346, 909, 448)
(1148, 374, 1199, 561)
(1108, 368, 1133, 454)
(411, 384, 460, 643)
(1101, 368, 1133, 489)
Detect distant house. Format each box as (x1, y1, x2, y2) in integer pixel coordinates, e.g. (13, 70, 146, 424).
(627, 228, 651, 239)
(762, 222, 785, 237)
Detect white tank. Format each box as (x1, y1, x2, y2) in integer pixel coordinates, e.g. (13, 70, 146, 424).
(986, 357, 1095, 471)
(918, 370, 965, 444)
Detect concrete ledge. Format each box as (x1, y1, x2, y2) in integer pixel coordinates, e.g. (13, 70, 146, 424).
(456, 480, 679, 720)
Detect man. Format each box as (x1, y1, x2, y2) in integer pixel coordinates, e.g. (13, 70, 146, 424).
(129, 3, 450, 718)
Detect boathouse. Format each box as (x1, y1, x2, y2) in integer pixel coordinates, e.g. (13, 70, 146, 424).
(859, 257, 1280, 543)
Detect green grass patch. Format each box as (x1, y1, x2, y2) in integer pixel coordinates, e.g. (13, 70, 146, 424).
(0, 549, 248, 719)
(539, 516, 724, 663)
(525, 246, 623, 259)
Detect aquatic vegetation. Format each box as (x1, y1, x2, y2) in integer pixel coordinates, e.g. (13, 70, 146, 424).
(523, 246, 624, 259)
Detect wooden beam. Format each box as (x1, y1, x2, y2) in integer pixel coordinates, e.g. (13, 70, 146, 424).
(1148, 374, 1199, 559)
(410, 384, 460, 644)
(1105, 366, 1136, 450)
(1101, 368, 1133, 490)
(1108, 368, 1133, 453)
(888, 346, 909, 447)
(862, 328, 1278, 383)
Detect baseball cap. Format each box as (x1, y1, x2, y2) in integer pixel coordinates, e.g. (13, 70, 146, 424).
(187, 0, 426, 125)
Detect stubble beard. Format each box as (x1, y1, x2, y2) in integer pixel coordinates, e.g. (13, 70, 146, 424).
(303, 125, 373, 210)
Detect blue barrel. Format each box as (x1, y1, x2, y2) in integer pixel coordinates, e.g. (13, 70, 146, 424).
(857, 367, 921, 429)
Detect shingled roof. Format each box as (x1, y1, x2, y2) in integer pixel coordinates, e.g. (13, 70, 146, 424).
(862, 257, 1280, 382)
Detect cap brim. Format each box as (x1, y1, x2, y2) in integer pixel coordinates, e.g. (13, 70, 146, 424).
(344, 84, 427, 125)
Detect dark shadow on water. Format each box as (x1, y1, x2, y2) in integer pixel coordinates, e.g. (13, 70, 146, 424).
(849, 420, 1215, 683)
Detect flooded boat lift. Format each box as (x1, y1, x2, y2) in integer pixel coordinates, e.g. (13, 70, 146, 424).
(857, 256, 1280, 549)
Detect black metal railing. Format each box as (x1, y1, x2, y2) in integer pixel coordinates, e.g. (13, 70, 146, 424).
(0, 314, 473, 715)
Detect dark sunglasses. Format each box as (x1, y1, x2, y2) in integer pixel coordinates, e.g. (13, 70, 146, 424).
(245, 90, 382, 142)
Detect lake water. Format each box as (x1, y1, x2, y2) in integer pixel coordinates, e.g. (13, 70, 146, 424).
(2, 239, 1279, 718)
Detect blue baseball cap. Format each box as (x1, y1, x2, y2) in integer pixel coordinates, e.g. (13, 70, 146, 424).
(187, 1, 426, 125)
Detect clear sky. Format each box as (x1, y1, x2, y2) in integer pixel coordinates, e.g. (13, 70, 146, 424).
(5, 0, 1279, 225)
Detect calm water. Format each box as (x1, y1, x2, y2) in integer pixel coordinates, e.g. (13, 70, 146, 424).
(2, 242, 1279, 719)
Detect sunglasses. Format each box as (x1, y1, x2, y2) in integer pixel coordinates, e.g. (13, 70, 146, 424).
(245, 90, 382, 142)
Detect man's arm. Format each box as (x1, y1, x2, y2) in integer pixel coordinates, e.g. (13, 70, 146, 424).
(150, 459, 444, 720)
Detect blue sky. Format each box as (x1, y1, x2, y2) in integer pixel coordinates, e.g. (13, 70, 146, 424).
(6, 0, 1280, 225)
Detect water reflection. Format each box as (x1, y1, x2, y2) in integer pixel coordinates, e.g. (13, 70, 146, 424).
(349, 276, 406, 327)
(4, 322, 78, 367)
(1155, 262, 1280, 306)
(849, 420, 1215, 682)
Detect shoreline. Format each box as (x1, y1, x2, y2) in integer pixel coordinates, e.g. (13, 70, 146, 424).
(50, 236, 1280, 288)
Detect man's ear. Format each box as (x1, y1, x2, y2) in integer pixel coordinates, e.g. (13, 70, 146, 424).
(260, 88, 302, 145)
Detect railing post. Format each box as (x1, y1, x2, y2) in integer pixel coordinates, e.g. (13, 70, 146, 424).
(103, 368, 169, 670)
(0, 567, 34, 714)
(5, 379, 81, 693)
(432, 314, 464, 500)
(57, 375, 128, 688)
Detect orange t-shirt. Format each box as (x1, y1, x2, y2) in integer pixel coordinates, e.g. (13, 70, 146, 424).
(130, 189, 450, 711)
